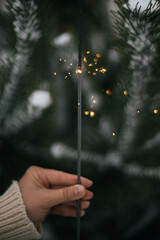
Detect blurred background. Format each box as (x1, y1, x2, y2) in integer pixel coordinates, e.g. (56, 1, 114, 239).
(0, 0, 160, 239)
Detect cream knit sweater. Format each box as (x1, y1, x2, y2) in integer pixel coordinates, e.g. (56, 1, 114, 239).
(0, 181, 41, 240)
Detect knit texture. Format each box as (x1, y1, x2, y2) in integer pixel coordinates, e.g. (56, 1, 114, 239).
(0, 181, 41, 240)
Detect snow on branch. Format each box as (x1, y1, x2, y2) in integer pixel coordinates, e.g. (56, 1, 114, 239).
(50, 143, 160, 180)
(1, 90, 52, 135)
(115, 3, 158, 159)
(0, 0, 41, 126)
(0, 50, 14, 68)
(142, 132, 160, 150)
(51, 143, 104, 164)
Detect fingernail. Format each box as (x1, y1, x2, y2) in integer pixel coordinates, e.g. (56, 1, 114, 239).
(75, 185, 84, 196)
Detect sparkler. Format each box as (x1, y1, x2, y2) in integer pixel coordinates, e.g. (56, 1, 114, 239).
(77, 0, 82, 239)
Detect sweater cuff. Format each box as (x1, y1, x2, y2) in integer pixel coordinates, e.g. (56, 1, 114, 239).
(0, 181, 42, 240)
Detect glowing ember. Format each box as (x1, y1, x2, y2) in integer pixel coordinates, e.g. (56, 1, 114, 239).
(59, 58, 62, 62)
(154, 109, 158, 114)
(106, 90, 112, 95)
(88, 71, 91, 74)
(53, 72, 57, 76)
(83, 57, 87, 62)
(93, 100, 96, 104)
(86, 51, 90, 54)
(93, 72, 96, 75)
(93, 58, 98, 63)
(84, 111, 90, 116)
(76, 68, 82, 74)
(95, 68, 99, 72)
(89, 63, 93, 67)
(124, 91, 128, 95)
(96, 53, 101, 58)
(100, 68, 107, 74)
(90, 111, 95, 117)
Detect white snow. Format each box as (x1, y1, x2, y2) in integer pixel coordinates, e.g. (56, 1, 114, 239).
(28, 90, 52, 110)
(129, 0, 156, 10)
(53, 33, 72, 46)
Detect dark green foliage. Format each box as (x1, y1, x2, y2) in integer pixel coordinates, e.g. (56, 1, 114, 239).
(1, 0, 160, 239)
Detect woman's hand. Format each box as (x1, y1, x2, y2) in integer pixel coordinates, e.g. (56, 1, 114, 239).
(19, 166, 93, 228)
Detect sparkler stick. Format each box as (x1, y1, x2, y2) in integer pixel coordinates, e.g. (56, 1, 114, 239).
(77, 0, 82, 239)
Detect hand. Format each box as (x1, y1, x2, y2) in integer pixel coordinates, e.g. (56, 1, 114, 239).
(19, 166, 93, 228)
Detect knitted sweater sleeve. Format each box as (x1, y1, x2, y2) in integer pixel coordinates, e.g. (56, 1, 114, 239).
(0, 181, 42, 240)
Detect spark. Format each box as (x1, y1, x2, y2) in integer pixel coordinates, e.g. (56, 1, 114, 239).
(95, 68, 99, 72)
(93, 100, 96, 104)
(83, 57, 87, 62)
(88, 71, 91, 74)
(124, 90, 128, 95)
(96, 53, 101, 58)
(53, 72, 57, 76)
(106, 90, 112, 95)
(137, 110, 140, 114)
(78, 102, 80, 106)
(84, 111, 90, 116)
(93, 58, 98, 63)
(90, 111, 95, 117)
(89, 63, 93, 67)
(93, 72, 96, 76)
(154, 109, 158, 114)
(76, 68, 82, 74)
(64, 59, 66, 62)
(99, 68, 107, 74)
(112, 132, 116, 136)
(70, 63, 73, 66)
(59, 58, 62, 62)
(86, 51, 90, 54)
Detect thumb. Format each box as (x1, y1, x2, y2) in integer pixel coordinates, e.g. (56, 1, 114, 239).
(47, 184, 86, 207)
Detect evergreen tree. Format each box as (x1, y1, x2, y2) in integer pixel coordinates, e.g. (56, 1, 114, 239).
(0, 0, 160, 239)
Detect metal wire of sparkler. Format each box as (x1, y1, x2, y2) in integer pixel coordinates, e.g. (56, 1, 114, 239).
(77, 0, 82, 239)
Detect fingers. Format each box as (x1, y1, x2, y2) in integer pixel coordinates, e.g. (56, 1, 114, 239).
(63, 200, 90, 209)
(46, 184, 87, 207)
(44, 168, 93, 188)
(51, 205, 85, 217)
(82, 190, 94, 200)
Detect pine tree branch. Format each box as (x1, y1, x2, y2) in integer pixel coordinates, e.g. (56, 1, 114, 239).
(114, 2, 158, 160)
(0, 0, 41, 127)
(1, 105, 42, 136)
(50, 142, 160, 180)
